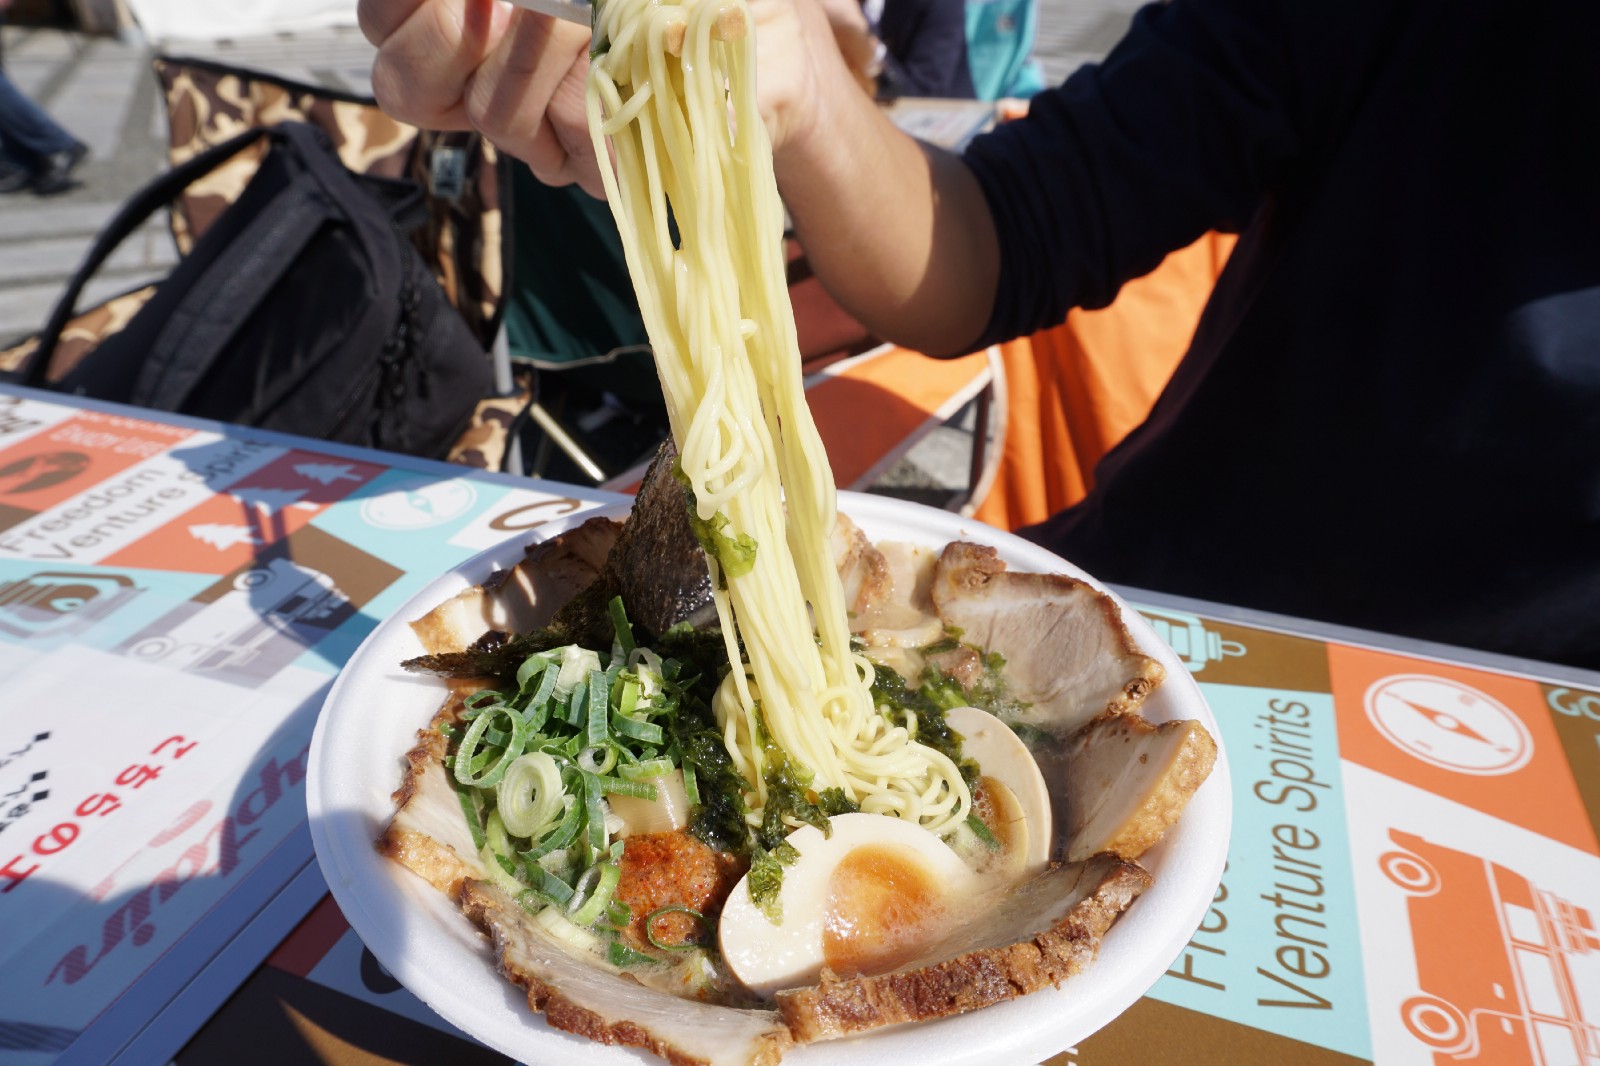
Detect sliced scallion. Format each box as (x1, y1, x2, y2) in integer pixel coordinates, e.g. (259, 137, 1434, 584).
(582, 771, 607, 858)
(568, 860, 621, 926)
(610, 713, 664, 745)
(608, 596, 636, 656)
(453, 777, 487, 851)
(454, 705, 529, 788)
(577, 744, 618, 775)
(497, 750, 566, 837)
(644, 905, 707, 951)
(617, 757, 674, 781)
(965, 813, 1000, 850)
(605, 898, 632, 929)
(608, 940, 655, 967)
(521, 793, 583, 861)
(586, 671, 610, 747)
(522, 863, 575, 908)
(595, 775, 658, 801)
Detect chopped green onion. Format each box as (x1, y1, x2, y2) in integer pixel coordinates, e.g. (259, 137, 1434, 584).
(681, 761, 700, 805)
(605, 899, 632, 929)
(644, 905, 707, 952)
(608, 940, 656, 968)
(479, 844, 524, 893)
(478, 725, 514, 748)
(608, 596, 636, 656)
(454, 705, 529, 788)
(564, 683, 588, 727)
(453, 778, 487, 851)
(528, 659, 562, 709)
(484, 809, 516, 859)
(497, 751, 566, 837)
(586, 671, 610, 747)
(568, 860, 621, 925)
(595, 775, 658, 800)
(515, 654, 548, 693)
(617, 757, 674, 781)
(464, 689, 502, 710)
(578, 744, 618, 775)
(521, 793, 583, 860)
(611, 713, 664, 745)
(521, 863, 575, 908)
(582, 771, 607, 858)
(552, 645, 602, 698)
(965, 813, 1001, 850)
(521, 698, 552, 736)
(618, 676, 642, 717)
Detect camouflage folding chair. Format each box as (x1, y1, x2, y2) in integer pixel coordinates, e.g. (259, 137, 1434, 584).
(151, 55, 521, 469)
(0, 55, 520, 469)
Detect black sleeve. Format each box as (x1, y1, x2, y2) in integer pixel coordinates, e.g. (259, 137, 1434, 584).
(962, 0, 1402, 345)
(876, 0, 977, 99)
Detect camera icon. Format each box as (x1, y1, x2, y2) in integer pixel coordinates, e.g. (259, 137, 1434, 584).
(0, 571, 140, 639)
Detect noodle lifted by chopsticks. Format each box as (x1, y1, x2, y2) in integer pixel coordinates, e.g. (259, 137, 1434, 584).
(586, 0, 970, 835)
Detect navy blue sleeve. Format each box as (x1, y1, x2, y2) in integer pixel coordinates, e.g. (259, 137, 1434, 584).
(962, 0, 1402, 345)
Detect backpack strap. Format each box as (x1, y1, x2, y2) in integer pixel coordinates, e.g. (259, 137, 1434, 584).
(124, 123, 346, 412)
(16, 126, 276, 389)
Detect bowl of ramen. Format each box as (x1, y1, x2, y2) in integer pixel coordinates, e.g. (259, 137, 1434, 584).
(306, 484, 1231, 1066)
(311, 0, 1226, 1057)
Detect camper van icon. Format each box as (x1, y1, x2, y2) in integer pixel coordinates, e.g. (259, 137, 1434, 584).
(121, 557, 353, 683)
(1381, 830, 1600, 1064)
(0, 571, 139, 639)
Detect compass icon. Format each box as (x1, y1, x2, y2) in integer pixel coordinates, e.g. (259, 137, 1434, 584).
(1363, 674, 1533, 775)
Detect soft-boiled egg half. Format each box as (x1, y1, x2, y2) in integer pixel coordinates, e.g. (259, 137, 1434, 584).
(719, 812, 982, 996)
(719, 709, 1052, 997)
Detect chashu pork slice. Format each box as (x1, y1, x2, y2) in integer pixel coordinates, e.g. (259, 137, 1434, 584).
(410, 516, 620, 655)
(378, 690, 487, 894)
(1062, 712, 1218, 863)
(776, 853, 1151, 1043)
(832, 514, 945, 646)
(930, 542, 1165, 737)
(379, 677, 793, 1066)
(832, 512, 886, 622)
(459, 880, 793, 1066)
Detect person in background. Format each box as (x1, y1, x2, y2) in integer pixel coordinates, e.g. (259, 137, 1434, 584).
(354, 0, 1600, 672)
(0, 0, 88, 195)
(962, 0, 1043, 101)
(820, 0, 975, 100)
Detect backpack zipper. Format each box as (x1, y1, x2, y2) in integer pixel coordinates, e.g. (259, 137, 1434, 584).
(324, 220, 427, 451)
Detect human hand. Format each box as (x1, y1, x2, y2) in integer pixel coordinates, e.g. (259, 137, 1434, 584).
(811, 0, 878, 96)
(359, 0, 862, 197)
(359, 0, 601, 194)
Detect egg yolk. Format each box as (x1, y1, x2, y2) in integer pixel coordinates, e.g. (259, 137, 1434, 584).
(822, 843, 947, 976)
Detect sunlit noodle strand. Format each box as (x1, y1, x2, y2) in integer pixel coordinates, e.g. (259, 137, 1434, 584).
(587, 0, 970, 836)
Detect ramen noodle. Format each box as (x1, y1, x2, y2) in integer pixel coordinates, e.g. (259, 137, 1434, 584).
(585, 0, 971, 834)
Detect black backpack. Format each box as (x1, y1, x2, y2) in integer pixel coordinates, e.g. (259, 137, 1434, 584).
(7, 122, 495, 459)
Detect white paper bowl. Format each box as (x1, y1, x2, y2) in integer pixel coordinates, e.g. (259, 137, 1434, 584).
(307, 491, 1231, 1065)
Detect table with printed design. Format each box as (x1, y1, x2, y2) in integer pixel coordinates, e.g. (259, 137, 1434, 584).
(1, 386, 1596, 1066)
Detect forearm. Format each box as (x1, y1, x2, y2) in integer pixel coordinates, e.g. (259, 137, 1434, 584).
(773, 81, 1000, 356)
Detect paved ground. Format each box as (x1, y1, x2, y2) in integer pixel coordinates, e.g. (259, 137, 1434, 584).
(0, 3, 1134, 494)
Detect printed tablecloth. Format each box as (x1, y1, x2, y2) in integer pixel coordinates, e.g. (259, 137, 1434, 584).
(0, 391, 614, 1063)
(2, 388, 1596, 1066)
(174, 602, 1600, 1066)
